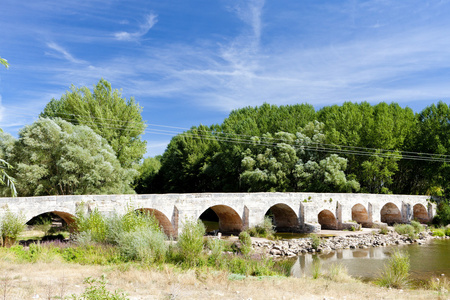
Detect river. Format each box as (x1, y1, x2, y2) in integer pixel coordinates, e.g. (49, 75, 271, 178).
(290, 238, 450, 283)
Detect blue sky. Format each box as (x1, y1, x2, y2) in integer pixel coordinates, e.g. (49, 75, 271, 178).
(1, 0, 450, 157)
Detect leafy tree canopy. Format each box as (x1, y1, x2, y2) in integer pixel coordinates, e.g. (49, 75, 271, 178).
(0, 118, 137, 196)
(40, 79, 146, 168)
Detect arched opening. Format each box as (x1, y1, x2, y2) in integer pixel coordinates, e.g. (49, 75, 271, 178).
(25, 211, 75, 242)
(318, 210, 338, 230)
(413, 204, 429, 223)
(351, 204, 371, 227)
(137, 208, 175, 237)
(199, 205, 243, 235)
(380, 203, 402, 225)
(265, 203, 299, 232)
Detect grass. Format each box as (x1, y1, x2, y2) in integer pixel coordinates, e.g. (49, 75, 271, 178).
(376, 250, 410, 289)
(324, 263, 354, 283)
(394, 224, 417, 240)
(310, 233, 321, 250)
(245, 216, 275, 239)
(431, 228, 445, 237)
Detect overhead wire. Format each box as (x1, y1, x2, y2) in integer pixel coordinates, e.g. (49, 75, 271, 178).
(1, 109, 449, 163)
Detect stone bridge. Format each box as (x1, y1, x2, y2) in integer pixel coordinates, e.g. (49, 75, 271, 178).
(0, 193, 435, 236)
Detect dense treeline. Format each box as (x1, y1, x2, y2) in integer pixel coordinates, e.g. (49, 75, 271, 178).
(139, 101, 450, 197)
(1, 78, 449, 197)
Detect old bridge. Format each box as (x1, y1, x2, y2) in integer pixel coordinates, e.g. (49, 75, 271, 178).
(0, 193, 435, 236)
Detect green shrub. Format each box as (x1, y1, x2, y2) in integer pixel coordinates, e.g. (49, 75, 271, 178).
(310, 234, 320, 250)
(177, 219, 205, 266)
(238, 231, 252, 256)
(431, 228, 445, 237)
(106, 210, 160, 245)
(71, 275, 129, 300)
(410, 220, 424, 233)
(117, 227, 167, 263)
(245, 216, 275, 238)
(1, 210, 26, 247)
(433, 202, 450, 226)
(376, 250, 410, 289)
(445, 227, 450, 237)
(75, 207, 107, 243)
(394, 224, 417, 240)
(207, 238, 224, 266)
(379, 225, 389, 235)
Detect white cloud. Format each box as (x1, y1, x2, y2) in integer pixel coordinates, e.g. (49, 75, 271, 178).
(46, 42, 87, 64)
(114, 13, 158, 41)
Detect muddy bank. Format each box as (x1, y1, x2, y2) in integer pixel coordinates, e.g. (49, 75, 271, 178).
(251, 229, 445, 258)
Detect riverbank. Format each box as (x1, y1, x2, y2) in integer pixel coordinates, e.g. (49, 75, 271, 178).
(251, 227, 440, 258)
(0, 259, 444, 299)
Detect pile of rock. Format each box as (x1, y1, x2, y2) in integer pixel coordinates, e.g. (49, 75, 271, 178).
(252, 230, 440, 258)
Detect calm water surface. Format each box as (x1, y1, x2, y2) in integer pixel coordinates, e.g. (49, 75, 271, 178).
(290, 239, 450, 282)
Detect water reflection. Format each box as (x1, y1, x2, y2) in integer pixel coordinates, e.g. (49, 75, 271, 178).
(290, 239, 450, 281)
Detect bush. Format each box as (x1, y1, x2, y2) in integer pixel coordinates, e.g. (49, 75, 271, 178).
(246, 216, 275, 238)
(117, 227, 167, 263)
(394, 224, 417, 240)
(325, 263, 353, 283)
(238, 231, 252, 256)
(376, 250, 410, 289)
(445, 227, 450, 237)
(71, 275, 129, 300)
(410, 220, 424, 233)
(207, 238, 224, 265)
(74, 207, 107, 243)
(379, 225, 389, 235)
(177, 219, 205, 266)
(1, 210, 26, 247)
(431, 228, 445, 237)
(106, 210, 160, 245)
(433, 201, 450, 226)
(310, 234, 320, 250)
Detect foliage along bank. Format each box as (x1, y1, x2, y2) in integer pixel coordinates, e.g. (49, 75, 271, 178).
(140, 101, 450, 197)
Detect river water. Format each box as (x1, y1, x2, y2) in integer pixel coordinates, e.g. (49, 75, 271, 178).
(290, 238, 450, 283)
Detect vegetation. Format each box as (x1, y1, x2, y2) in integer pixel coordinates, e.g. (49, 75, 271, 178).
(376, 250, 410, 289)
(0, 118, 137, 196)
(0, 210, 26, 247)
(40, 79, 146, 168)
(394, 223, 422, 240)
(137, 101, 450, 199)
(310, 234, 321, 250)
(245, 216, 275, 238)
(238, 231, 252, 256)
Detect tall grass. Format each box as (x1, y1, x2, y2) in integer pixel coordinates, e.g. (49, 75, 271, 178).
(310, 234, 320, 250)
(238, 231, 252, 256)
(376, 250, 410, 289)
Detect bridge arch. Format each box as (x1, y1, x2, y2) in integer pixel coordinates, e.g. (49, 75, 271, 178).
(413, 204, 429, 223)
(266, 203, 299, 232)
(380, 202, 402, 225)
(318, 209, 338, 230)
(26, 210, 75, 230)
(199, 205, 243, 234)
(136, 208, 175, 237)
(351, 203, 371, 227)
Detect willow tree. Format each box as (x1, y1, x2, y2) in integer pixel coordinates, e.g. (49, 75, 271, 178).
(40, 79, 146, 168)
(1, 118, 137, 196)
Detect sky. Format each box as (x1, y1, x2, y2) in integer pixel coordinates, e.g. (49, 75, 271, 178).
(1, 0, 450, 157)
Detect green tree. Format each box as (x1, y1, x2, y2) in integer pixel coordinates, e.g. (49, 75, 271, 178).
(134, 156, 162, 194)
(40, 79, 146, 168)
(240, 122, 360, 192)
(1, 118, 137, 196)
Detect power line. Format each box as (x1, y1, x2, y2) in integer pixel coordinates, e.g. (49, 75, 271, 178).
(2, 110, 449, 163)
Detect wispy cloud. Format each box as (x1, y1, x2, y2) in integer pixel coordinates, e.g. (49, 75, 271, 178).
(114, 13, 158, 41)
(46, 42, 87, 64)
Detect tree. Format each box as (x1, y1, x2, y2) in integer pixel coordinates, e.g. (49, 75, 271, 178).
(40, 79, 146, 168)
(240, 122, 360, 192)
(134, 156, 162, 194)
(1, 118, 137, 196)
